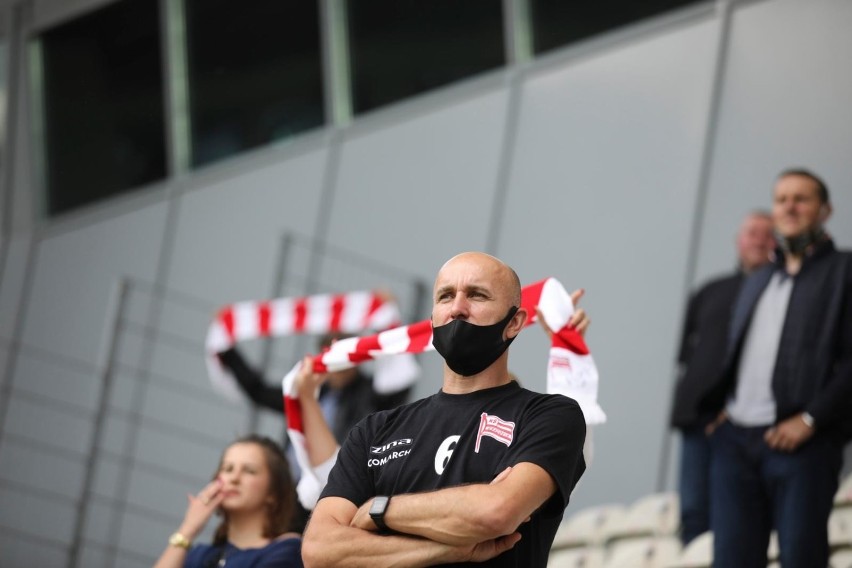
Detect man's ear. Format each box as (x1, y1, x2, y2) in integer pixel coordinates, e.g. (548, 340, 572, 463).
(506, 308, 528, 339)
(819, 203, 833, 223)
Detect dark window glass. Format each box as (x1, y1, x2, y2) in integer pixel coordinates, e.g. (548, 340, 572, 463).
(531, 0, 706, 54)
(185, 0, 324, 167)
(41, 0, 166, 216)
(348, 0, 505, 115)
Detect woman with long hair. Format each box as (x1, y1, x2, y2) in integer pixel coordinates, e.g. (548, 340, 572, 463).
(154, 434, 302, 567)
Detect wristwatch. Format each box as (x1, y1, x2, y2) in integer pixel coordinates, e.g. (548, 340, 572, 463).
(369, 495, 392, 533)
(801, 412, 816, 429)
(168, 531, 192, 549)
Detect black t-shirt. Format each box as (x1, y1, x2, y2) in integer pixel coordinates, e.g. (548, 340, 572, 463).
(320, 381, 587, 567)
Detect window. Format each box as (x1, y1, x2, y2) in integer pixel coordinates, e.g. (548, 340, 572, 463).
(347, 0, 505, 114)
(531, 0, 706, 55)
(40, 0, 167, 216)
(185, 0, 325, 167)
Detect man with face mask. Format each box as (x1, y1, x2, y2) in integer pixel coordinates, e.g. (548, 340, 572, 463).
(702, 169, 852, 568)
(302, 252, 587, 567)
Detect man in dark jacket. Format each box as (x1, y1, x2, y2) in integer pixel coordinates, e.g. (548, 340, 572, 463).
(703, 169, 852, 568)
(669, 210, 774, 544)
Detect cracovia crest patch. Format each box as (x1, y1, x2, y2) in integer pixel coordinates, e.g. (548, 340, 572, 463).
(475, 413, 515, 453)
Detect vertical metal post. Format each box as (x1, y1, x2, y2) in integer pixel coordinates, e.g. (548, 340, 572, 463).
(27, 21, 47, 218)
(68, 278, 129, 568)
(161, 0, 191, 175)
(503, 0, 533, 66)
(485, 2, 533, 255)
(0, 0, 34, 441)
(320, 0, 352, 127)
(0, 234, 37, 459)
(0, 3, 21, 287)
(656, 0, 735, 492)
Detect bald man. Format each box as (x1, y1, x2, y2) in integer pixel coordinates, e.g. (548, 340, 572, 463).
(302, 252, 587, 567)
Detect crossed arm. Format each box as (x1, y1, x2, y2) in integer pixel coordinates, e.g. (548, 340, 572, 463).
(301, 462, 557, 568)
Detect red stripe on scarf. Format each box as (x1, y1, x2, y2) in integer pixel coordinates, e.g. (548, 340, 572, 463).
(519, 279, 547, 324)
(406, 320, 434, 352)
(220, 308, 236, 341)
(294, 298, 308, 331)
(364, 294, 383, 328)
(330, 294, 345, 331)
(284, 395, 303, 433)
(553, 326, 590, 355)
(258, 302, 271, 336)
(350, 335, 381, 363)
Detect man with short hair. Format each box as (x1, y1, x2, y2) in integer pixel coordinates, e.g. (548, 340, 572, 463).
(669, 210, 774, 545)
(703, 169, 852, 568)
(302, 252, 587, 567)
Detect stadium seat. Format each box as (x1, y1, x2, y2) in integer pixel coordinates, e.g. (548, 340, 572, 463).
(553, 504, 629, 549)
(661, 530, 713, 568)
(830, 509, 852, 550)
(831, 548, 852, 568)
(604, 536, 681, 568)
(606, 492, 680, 542)
(547, 546, 606, 568)
(837, 473, 852, 509)
(767, 531, 779, 563)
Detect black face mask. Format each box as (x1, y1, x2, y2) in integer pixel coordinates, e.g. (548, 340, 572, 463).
(432, 306, 519, 377)
(777, 225, 827, 256)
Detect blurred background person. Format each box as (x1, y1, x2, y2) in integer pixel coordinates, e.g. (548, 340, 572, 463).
(153, 435, 302, 568)
(703, 169, 851, 567)
(668, 210, 774, 544)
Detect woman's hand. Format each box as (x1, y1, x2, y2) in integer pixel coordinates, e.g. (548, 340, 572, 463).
(178, 478, 225, 540)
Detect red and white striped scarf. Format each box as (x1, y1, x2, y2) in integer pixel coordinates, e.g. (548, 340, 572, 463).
(284, 277, 605, 508)
(205, 290, 416, 401)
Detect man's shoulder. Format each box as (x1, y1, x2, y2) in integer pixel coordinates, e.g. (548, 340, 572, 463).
(694, 270, 743, 295)
(513, 386, 585, 417)
(358, 393, 435, 426)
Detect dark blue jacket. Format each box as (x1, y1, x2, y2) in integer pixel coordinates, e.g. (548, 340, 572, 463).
(703, 239, 852, 440)
(670, 271, 745, 429)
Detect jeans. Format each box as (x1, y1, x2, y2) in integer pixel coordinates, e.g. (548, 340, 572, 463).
(710, 421, 842, 568)
(678, 427, 712, 545)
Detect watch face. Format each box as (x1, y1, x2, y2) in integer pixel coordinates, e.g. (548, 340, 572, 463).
(370, 496, 389, 516)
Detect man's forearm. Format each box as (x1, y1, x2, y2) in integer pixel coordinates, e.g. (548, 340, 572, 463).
(355, 463, 556, 546)
(302, 518, 465, 567)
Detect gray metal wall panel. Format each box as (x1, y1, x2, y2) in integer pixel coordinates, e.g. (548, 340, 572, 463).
(12, 349, 100, 410)
(3, 396, 93, 454)
(329, 89, 510, 281)
(0, 483, 76, 544)
(501, 18, 720, 510)
(20, 203, 168, 361)
(0, 439, 86, 498)
(0, 531, 67, 567)
(166, 147, 330, 305)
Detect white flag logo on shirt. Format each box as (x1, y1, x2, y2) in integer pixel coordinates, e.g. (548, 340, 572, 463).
(475, 413, 515, 453)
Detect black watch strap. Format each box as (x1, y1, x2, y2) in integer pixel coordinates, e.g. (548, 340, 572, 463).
(369, 495, 392, 533)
